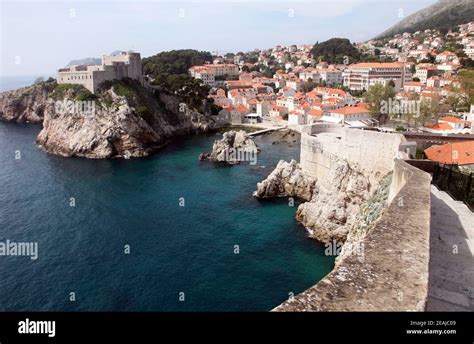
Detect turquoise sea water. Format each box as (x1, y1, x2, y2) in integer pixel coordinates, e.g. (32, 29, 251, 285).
(0, 123, 334, 311)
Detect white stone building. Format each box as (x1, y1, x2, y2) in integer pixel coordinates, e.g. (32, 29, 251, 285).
(343, 62, 407, 91)
(57, 51, 143, 94)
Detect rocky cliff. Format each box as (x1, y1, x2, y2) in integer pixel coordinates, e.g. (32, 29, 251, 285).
(255, 158, 386, 243)
(0, 82, 55, 123)
(0, 79, 222, 159)
(253, 159, 316, 201)
(199, 130, 259, 164)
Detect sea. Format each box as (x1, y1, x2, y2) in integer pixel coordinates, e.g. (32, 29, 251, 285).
(0, 79, 334, 311)
(0, 76, 51, 92)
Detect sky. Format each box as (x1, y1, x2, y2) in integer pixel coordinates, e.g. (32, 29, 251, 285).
(0, 0, 437, 77)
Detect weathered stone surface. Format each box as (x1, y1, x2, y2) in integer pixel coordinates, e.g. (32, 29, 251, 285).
(427, 186, 474, 311)
(274, 160, 432, 311)
(296, 159, 373, 243)
(37, 89, 163, 159)
(0, 82, 54, 123)
(200, 130, 259, 164)
(253, 159, 316, 201)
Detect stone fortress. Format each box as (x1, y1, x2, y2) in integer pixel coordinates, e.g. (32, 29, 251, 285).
(57, 51, 144, 94)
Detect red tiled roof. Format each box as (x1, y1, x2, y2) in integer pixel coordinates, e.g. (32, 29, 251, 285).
(424, 122, 453, 131)
(308, 109, 323, 117)
(330, 106, 370, 115)
(424, 141, 474, 165)
(439, 116, 463, 124)
(350, 62, 403, 69)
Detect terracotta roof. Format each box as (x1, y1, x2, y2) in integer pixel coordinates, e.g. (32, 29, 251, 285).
(424, 122, 453, 131)
(308, 109, 323, 117)
(350, 62, 403, 69)
(235, 106, 249, 113)
(331, 106, 370, 115)
(439, 116, 463, 124)
(424, 141, 474, 165)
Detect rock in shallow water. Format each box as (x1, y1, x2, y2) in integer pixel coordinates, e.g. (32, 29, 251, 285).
(200, 130, 260, 165)
(253, 159, 316, 201)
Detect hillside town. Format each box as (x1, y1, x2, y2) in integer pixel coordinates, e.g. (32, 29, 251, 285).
(186, 21, 474, 144)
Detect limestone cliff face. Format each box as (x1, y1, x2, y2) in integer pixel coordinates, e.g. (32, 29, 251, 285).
(0, 80, 222, 159)
(296, 159, 374, 243)
(199, 130, 259, 164)
(0, 82, 54, 123)
(255, 158, 384, 243)
(253, 159, 316, 201)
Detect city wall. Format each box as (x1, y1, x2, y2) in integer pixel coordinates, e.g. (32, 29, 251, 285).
(274, 124, 432, 311)
(300, 124, 409, 182)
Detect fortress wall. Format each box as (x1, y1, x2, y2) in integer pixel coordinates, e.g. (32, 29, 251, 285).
(274, 159, 432, 311)
(300, 126, 406, 182)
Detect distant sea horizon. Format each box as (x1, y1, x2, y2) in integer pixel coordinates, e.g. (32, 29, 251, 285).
(0, 75, 54, 92)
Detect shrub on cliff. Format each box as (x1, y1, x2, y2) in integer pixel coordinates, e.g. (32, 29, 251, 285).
(50, 83, 96, 101)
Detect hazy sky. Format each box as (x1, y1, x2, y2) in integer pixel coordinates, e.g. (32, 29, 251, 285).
(0, 0, 436, 77)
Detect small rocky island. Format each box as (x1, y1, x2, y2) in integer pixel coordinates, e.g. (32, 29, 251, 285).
(253, 159, 315, 201)
(199, 130, 260, 165)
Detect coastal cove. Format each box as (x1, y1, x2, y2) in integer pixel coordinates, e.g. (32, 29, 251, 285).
(0, 123, 334, 311)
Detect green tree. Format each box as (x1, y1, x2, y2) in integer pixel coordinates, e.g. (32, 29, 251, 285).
(311, 38, 361, 65)
(364, 84, 396, 120)
(142, 49, 212, 76)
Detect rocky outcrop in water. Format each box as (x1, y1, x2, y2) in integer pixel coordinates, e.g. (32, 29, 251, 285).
(0, 82, 55, 123)
(0, 79, 222, 159)
(254, 158, 385, 243)
(199, 130, 259, 164)
(253, 159, 316, 201)
(296, 160, 373, 243)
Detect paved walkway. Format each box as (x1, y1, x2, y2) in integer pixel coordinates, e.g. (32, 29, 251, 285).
(427, 185, 474, 311)
(247, 126, 287, 137)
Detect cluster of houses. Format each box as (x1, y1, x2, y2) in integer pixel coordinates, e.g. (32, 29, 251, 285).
(204, 64, 374, 127)
(187, 20, 474, 133)
(360, 21, 474, 63)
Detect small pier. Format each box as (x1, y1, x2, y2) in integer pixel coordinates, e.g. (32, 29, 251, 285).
(248, 126, 287, 137)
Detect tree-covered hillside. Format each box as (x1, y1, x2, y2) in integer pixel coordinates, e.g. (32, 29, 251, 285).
(311, 38, 361, 64)
(142, 49, 213, 76)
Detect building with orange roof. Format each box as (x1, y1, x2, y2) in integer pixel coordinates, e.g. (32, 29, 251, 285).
(420, 122, 464, 134)
(424, 141, 474, 167)
(329, 106, 371, 121)
(403, 82, 424, 93)
(438, 116, 465, 130)
(344, 62, 408, 91)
